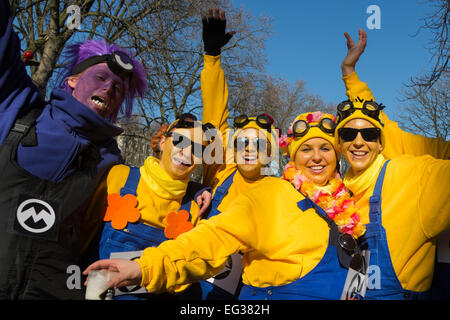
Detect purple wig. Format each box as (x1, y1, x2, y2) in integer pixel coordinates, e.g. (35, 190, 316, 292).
(58, 39, 147, 122)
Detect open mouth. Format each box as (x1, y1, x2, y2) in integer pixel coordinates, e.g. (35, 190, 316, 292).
(350, 150, 369, 159)
(91, 95, 107, 109)
(242, 154, 258, 164)
(172, 157, 191, 167)
(309, 165, 326, 173)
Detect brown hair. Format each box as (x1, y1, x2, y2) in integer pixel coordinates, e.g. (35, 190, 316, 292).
(150, 123, 169, 159)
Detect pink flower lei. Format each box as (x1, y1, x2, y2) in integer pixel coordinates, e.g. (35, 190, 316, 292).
(282, 162, 366, 239)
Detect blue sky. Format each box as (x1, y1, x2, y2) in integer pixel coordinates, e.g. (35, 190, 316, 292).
(232, 0, 436, 121)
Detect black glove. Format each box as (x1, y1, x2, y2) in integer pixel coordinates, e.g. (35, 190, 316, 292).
(202, 14, 234, 56)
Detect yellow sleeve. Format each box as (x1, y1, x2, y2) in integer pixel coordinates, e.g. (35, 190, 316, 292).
(417, 156, 450, 238)
(201, 54, 236, 188)
(136, 193, 255, 293)
(201, 55, 230, 133)
(381, 113, 450, 159)
(343, 72, 450, 159)
(342, 71, 375, 102)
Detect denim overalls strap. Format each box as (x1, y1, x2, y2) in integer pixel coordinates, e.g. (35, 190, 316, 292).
(362, 160, 430, 300)
(200, 170, 241, 300)
(206, 170, 237, 219)
(120, 166, 140, 196)
(239, 196, 349, 300)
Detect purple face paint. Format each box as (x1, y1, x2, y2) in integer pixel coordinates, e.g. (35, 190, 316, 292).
(71, 63, 129, 119)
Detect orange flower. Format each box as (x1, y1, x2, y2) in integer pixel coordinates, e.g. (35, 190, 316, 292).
(164, 210, 193, 239)
(104, 193, 141, 230)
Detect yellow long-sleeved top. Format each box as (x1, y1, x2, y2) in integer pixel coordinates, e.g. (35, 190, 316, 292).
(103, 157, 202, 229)
(344, 154, 450, 292)
(343, 72, 450, 160)
(201, 55, 266, 212)
(136, 178, 331, 292)
(343, 72, 450, 291)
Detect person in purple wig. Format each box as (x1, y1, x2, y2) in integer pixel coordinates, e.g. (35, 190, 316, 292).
(59, 39, 147, 122)
(0, 0, 148, 299)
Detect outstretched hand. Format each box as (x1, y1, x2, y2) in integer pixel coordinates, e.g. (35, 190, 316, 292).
(341, 28, 367, 76)
(83, 259, 142, 289)
(202, 7, 236, 56)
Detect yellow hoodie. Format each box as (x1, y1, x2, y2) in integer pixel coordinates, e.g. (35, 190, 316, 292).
(137, 177, 330, 292)
(342, 72, 450, 291)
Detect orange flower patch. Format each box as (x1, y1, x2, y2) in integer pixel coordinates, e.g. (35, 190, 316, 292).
(164, 210, 193, 240)
(104, 193, 141, 230)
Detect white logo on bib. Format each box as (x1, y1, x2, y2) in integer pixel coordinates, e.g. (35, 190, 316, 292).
(16, 199, 56, 233)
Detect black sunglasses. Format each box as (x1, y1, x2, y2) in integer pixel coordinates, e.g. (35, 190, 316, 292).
(288, 118, 336, 138)
(233, 137, 268, 151)
(336, 100, 384, 124)
(233, 114, 273, 132)
(338, 233, 364, 272)
(166, 113, 216, 141)
(338, 128, 381, 142)
(167, 132, 206, 156)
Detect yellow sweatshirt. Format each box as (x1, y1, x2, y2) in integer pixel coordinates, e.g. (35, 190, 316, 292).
(104, 157, 201, 229)
(343, 72, 450, 291)
(137, 177, 330, 292)
(81, 157, 202, 253)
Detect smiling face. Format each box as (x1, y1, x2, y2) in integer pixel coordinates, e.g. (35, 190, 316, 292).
(337, 118, 383, 176)
(159, 128, 202, 180)
(68, 63, 129, 119)
(294, 137, 337, 186)
(234, 128, 272, 180)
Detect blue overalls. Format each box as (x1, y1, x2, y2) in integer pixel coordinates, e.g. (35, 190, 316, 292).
(200, 170, 242, 300)
(360, 160, 430, 300)
(239, 196, 351, 300)
(98, 166, 201, 300)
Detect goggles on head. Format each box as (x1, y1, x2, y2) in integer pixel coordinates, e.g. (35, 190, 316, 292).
(336, 99, 384, 124)
(288, 117, 336, 138)
(233, 114, 273, 132)
(71, 51, 135, 78)
(166, 113, 216, 133)
(165, 113, 216, 143)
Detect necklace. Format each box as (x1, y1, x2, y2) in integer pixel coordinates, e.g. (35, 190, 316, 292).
(282, 161, 366, 238)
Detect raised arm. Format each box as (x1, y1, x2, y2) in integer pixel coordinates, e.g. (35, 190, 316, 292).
(341, 29, 450, 159)
(201, 8, 236, 186)
(0, 0, 41, 144)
